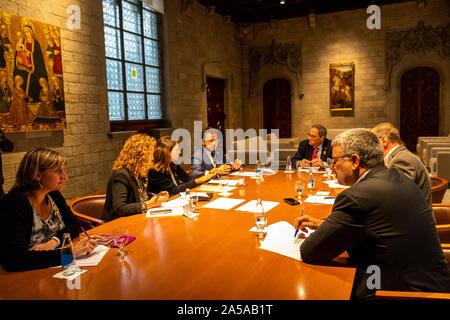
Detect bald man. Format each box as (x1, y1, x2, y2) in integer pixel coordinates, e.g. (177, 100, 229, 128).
(371, 123, 431, 205)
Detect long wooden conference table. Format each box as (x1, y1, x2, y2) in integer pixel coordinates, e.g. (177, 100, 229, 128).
(0, 169, 356, 300)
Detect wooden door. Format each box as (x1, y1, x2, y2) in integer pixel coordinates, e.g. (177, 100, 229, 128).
(263, 78, 291, 138)
(400, 67, 439, 151)
(206, 77, 225, 136)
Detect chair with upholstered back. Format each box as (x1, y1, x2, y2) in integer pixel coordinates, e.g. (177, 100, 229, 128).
(68, 195, 106, 230)
(431, 177, 448, 204)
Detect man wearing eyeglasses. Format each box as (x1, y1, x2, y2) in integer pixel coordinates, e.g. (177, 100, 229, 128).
(371, 122, 431, 205)
(191, 127, 242, 178)
(294, 128, 450, 299)
(291, 124, 332, 168)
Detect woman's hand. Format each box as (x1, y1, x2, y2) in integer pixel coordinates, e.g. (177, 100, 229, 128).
(28, 238, 59, 251)
(74, 237, 97, 258)
(195, 172, 216, 185)
(145, 191, 169, 209)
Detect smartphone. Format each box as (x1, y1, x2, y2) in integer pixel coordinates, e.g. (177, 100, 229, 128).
(284, 198, 300, 205)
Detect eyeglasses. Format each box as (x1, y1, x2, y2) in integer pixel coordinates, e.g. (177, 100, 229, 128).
(332, 155, 351, 164)
(307, 133, 319, 138)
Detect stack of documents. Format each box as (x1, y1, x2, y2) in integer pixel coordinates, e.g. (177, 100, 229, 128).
(229, 171, 259, 177)
(235, 200, 279, 213)
(209, 179, 240, 186)
(161, 197, 185, 208)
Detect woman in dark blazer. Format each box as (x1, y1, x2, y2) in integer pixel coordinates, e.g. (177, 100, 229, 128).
(0, 148, 97, 272)
(102, 134, 168, 222)
(147, 136, 215, 196)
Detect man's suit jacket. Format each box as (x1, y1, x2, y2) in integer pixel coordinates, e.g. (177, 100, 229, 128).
(191, 147, 226, 178)
(300, 165, 450, 299)
(291, 138, 332, 167)
(385, 145, 432, 205)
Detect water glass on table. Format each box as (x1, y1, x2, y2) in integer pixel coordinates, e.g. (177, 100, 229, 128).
(254, 199, 267, 238)
(112, 227, 129, 257)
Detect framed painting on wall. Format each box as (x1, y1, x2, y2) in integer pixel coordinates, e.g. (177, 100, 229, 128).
(329, 62, 354, 112)
(0, 10, 66, 132)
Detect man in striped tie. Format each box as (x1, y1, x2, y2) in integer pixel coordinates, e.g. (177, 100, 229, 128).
(291, 124, 333, 168)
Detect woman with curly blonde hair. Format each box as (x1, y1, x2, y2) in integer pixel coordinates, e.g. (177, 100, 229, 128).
(102, 134, 168, 221)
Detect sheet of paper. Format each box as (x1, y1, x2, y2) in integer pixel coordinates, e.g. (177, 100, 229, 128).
(229, 171, 259, 177)
(258, 221, 303, 261)
(76, 245, 110, 267)
(235, 200, 279, 213)
(323, 180, 349, 189)
(198, 185, 236, 192)
(209, 179, 240, 186)
(190, 192, 210, 197)
(304, 195, 335, 205)
(53, 268, 88, 280)
(161, 197, 185, 208)
(146, 207, 184, 217)
(315, 191, 330, 196)
(218, 192, 234, 196)
(201, 197, 245, 210)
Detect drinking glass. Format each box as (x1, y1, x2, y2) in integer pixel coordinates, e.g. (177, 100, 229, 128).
(254, 199, 267, 238)
(294, 180, 304, 202)
(296, 160, 302, 174)
(112, 227, 129, 257)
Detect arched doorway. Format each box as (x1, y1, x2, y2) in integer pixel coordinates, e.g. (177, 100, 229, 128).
(262, 78, 291, 138)
(400, 67, 439, 151)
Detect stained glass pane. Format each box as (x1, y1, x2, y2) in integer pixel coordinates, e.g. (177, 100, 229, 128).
(147, 94, 162, 119)
(122, 1, 141, 34)
(127, 93, 146, 120)
(146, 67, 160, 93)
(125, 63, 144, 92)
(104, 26, 121, 59)
(143, 9, 158, 39)
(102, 0, 120, 28)
(144, 38, 159, 66)
(108, 92, 125, 120)
(106, 59, 123, 90)
(124, 32, 142, 63)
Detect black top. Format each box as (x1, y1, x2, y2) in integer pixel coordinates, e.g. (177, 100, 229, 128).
(300, 166, 450, 299)
(291, 138, 332, 168)
(102, 168, 148, 222)
(0, 130, 14, 195)
(0, 190, 80, 272)
(147, 163, 197, 196)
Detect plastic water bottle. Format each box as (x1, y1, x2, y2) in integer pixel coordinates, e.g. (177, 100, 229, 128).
(308, 168, 315, 190)
(255, 160, 261, 178)
(184, 188, 192, 214)
(61, 233, 77, 276)
(286, 156, 292, 171)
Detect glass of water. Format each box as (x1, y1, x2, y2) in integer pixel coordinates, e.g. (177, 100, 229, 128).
(294, 180, 304, 202)
(189, 194, 198, 213)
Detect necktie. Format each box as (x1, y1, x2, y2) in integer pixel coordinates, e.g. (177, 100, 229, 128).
(312, 147, 318, 167)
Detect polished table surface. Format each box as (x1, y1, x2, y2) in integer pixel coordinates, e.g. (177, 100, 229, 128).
(0, 169, 356, 300)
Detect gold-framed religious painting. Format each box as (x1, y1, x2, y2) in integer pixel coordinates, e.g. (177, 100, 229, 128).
(329, 63, 354, 112)
(0, 10, 66, 132)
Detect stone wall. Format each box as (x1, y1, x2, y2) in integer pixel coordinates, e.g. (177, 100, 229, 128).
(241, 0, 450, 138)
(0, 0, 130, 199)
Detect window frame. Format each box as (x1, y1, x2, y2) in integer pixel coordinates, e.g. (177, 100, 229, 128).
(102, 0, 166, 132)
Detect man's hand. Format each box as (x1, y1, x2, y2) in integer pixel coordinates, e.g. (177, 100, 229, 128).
(215, 164, 231, 175)
(311, 158, 324, 167)
(230, 159, 242, 171)
(294, 215, 323, 232)
(299, 159, 311, 167)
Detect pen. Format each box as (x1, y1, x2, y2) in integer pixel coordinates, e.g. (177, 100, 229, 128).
(324, 196, 335, 199)
(294, 207, 305, 238)
(150, 209, 172, 215)
(80, 226, 91, 239)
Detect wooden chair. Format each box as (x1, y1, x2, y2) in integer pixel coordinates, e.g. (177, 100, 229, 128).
(68, 195, 106, 230)
(433, 203, 450, 243)
(431, 176, 448, 203)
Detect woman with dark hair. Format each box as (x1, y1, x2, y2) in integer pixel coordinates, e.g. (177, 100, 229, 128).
(0, 148, 97, 272)
(147, 136, 215, 196)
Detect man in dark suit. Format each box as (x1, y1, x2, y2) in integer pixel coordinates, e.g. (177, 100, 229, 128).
(371, 122, 432, 205)
(0, 129, 14, 199)
(291, 124, 332, 168)
(295, 128, 450, 299)
(191, 127, 241, 178)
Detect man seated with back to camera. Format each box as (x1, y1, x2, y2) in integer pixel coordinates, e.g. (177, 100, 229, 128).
(291, 124, 332, 168)
(294, 129, 450, 299)
(191, 127, 242, 179)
